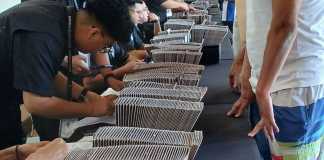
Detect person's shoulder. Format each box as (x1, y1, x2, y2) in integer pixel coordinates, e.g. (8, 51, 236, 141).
(13, 30, 65, 56)
(6, 1, 68, 39)
(10, 1, 67, 20)
(148, 0, 166, 5)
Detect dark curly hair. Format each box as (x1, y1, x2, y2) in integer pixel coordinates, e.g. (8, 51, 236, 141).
(84, 0, 134, 43)
(125, 0, 144, 7)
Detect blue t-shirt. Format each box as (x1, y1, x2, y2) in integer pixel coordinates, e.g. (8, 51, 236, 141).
(220, 0, 235, 22)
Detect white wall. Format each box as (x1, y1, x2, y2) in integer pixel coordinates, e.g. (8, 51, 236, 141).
(0, 0, 20, 13)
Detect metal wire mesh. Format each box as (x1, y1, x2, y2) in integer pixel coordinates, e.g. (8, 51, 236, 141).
(115, 97, 204, 131)
(65, 145, 190, 160)
(92, 126, 203, 160)
(124, 81, 207, 100)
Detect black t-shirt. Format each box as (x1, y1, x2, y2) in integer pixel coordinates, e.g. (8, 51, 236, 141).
(108, 43, 129, 68)
(145, 0, 167, 24)
(129, 26, 144, 50)
(138, 22, 155, 44)
(0, 0, 68, 149)
(121, 26, 144, 55)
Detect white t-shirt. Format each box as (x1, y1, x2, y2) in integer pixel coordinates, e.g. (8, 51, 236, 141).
(232, 12, 240, 57)
(246, 0, 324, 93)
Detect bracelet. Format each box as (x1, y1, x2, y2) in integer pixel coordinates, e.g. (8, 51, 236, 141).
(15, 145, 20, 160)
(78, 88, 89, 102)
(90, 64, 113, 71)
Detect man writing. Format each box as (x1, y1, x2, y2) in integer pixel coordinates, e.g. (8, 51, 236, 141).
(0, 0, 133, 149)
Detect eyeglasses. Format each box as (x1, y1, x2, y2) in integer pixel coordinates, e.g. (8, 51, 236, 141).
(96, 47, 112, 54)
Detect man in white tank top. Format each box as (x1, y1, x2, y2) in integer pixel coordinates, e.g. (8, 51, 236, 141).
(242, 0, 324, 159)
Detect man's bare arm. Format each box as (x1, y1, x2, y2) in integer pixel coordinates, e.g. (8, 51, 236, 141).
(256, 0, 301, 95)
(249, 0, 302, 140)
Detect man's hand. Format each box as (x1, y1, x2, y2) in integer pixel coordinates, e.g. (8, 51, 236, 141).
(162, 0, 196, 12)
(171, 2, 196, 12)
(26, 138, 68, 160)
(124, 60, 145, 73)
(188, 4, 197, 11)
(227, 47, 253, 118)
(83, 91, 117, 117)
(103, 95, 117, 116)
(172, 4, 189, 12)
(227, 73, 254, 118)
(84, 90, 101, 102)
(89, 95, 117, 117)
(115, 59, 145, 75)
(106, 77, 125, 91)
(63, 55, 90, 75)
(226, 93, 253, 118)
(18, 141, 49, 159)
(248, 89, 279, 141)
(128, 50, 148, 60)
(82, 74, 105, 92)
(148, 12, 159, 22)
(229, 47, 246, 92)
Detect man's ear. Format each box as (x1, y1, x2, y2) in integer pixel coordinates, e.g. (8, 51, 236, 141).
(88, 25, 101, 40)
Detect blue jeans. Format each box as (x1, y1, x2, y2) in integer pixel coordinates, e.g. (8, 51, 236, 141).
(249, 101, 271, 160)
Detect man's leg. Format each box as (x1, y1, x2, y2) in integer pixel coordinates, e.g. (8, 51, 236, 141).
(319, 137, 324, 159)
(270, 98, 324, 159)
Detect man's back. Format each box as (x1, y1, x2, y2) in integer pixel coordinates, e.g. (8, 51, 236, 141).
(0, 0, 67, 149)
(0, 0, 67, 101)
(0, 0, 67, 70)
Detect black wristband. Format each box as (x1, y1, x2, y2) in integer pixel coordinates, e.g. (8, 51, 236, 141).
(78, 88, 89, 102)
